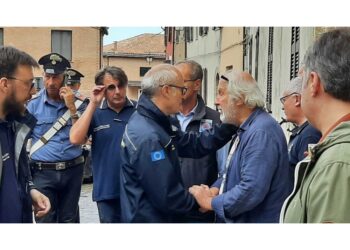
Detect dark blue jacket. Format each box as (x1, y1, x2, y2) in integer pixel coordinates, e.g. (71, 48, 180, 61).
(120, 94, 237, 223)
(0, 111, 37, 223)
(211, 108, 292, 223)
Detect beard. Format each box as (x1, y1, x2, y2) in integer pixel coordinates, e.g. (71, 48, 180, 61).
(3, 91, 24, 119)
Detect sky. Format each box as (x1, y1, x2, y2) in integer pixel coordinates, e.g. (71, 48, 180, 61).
(103, 27, 164, 45)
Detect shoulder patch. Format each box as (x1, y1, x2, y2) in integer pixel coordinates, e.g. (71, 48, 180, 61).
(151, 150, 165, 162)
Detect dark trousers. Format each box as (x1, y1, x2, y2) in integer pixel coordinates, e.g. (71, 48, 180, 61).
(96, 199, 121, 223)
(32, 163, 84, 223)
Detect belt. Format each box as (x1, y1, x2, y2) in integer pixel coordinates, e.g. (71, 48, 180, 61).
(31, 156, 85, 171)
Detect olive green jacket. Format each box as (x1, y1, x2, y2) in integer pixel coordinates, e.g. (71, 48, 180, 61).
(281, 121, 350, 223)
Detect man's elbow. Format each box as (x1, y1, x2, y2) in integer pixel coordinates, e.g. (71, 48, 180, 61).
(69, 132, 85, 145)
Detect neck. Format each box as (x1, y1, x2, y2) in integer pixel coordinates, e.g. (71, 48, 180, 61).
(237, 106, 255, 126)
(0, 108, 5, 120)
(152, 97, 170, 116)
(107, 99, 125, 113)
(180, 95, 197, 115)
(312, 98, 350, 135)
(294, 115, 307, 126)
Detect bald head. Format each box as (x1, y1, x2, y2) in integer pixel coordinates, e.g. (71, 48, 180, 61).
(141, 64, 183, 98)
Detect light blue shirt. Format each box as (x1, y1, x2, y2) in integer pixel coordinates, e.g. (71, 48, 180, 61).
(176, 102, 198, 132)
(27, 89, 86, 162)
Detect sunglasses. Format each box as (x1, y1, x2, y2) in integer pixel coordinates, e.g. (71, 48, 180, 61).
(7, 77, 35, 89)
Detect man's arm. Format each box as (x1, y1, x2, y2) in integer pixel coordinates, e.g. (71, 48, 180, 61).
(70, 86, 105, 145)
(176, 123, 238, 158)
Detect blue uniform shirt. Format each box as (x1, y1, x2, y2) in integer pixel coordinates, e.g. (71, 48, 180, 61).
(27, 89, 86, 162)
(88, 98, 136, 201)
(0, 119, 22, 222)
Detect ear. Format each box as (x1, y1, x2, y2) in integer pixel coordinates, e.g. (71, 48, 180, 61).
(193, 79, 201, 91)
(0, 77, 11, 93)
(159, 85, 171, 98)
(309, 72, 322, 97)
(295, 94, 301, 107)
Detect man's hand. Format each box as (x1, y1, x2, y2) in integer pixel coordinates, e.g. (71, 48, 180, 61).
(30, 189, 51, 218)
(60, 86, 76, 112)
(189, 185, 217, 212)
(90, 85, 106, 106)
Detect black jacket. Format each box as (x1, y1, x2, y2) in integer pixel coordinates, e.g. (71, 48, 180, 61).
(120, 94, 236, 223)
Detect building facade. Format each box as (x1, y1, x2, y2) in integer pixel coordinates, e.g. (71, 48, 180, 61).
(0, 27, 107, 97)
(103, 33, 165, 100)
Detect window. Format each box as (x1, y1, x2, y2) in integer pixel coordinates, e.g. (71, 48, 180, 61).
(266, 27, 274, 113)
(0, 28, 3, 46)
(199, 27, 209, 36)
(255, 28, 260, 81)
(290, 27, 300, 79)
(140, 67, 151, 77)
(185, 27, 193, 42)
(51, 30, 72, 61)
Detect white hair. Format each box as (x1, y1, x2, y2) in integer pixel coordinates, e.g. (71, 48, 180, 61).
(226, 70, 265, 109)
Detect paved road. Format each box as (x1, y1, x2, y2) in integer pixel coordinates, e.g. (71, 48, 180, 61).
(79, 183, 99, 223)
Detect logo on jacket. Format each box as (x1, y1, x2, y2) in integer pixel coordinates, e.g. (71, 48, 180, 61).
(199, 119, 213, 132)
(151, 150, 165, 162)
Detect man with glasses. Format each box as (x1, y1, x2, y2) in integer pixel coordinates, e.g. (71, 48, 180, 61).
(27, 53, 86, 223)
(0, 46, 50, 223)
(119, 64, 237, 222)
(174, 60, 221, 223)
(70, 66, 136, 223)
(281, 28, 350, 223)
(280, 76, 320, 181)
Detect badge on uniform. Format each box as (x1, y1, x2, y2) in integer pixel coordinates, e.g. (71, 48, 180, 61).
(199, 119, 213, 132)
(151, 150, 165, 162)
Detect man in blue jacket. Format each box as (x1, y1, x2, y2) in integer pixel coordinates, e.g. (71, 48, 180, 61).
(0, 46, 50, 223)
(190, 70, 292, 223)
(120, 64, 237, 223)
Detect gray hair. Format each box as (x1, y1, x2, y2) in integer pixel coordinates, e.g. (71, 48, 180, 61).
(284, 76, 303, 94)
(141, 64, 180, 98)
(226, 70, 265, 109)
(175, 60, 203, 81)
(303, 28, 350, 101)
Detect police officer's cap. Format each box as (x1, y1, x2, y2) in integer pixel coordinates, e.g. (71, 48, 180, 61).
(66, 68, 84, 84)
(38, 53, 71, 74)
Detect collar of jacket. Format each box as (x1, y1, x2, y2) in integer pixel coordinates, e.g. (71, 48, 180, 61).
(189, 95, 207, 122)
(239, 107, 264, 132)
(291, 121, 309, 136)
(137, 94, 174, 135)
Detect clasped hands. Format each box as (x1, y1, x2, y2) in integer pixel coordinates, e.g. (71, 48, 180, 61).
(189, 185, 219, 213)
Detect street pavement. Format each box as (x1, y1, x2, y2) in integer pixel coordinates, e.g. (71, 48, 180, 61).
(79, 183, 99, 223)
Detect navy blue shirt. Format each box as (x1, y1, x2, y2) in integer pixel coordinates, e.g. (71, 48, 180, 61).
(288, 121, 321, 176)
(88, 98, 136, 201)
(0, 119, 22, 222)
(27, 89, 86, 162)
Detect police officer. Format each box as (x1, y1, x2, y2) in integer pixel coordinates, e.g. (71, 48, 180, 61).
(66, 68, 85, 98)
(27, 53, 86, 223)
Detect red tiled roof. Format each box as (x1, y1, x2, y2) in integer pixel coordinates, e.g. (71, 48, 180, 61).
(103, 33, 165, 56)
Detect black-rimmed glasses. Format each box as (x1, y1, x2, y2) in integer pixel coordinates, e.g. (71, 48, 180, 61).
(280, 92, 299, 104)
(7, 77, 35, 89)
(159, 84, 188, 95)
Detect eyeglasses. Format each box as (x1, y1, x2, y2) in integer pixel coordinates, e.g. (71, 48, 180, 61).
(159, 84, 188, 96)
(280, 92, 299, 104)
(7, 77, 35, 90)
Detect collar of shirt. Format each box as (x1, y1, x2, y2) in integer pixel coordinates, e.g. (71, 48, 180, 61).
(100, 97, 134, 111)
(177, 101, 198, 118)
(43, 89, 65, 108)
(239, 108, 263, 132)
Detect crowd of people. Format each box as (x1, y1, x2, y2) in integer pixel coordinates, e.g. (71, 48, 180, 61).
(1, 28, 350, 223)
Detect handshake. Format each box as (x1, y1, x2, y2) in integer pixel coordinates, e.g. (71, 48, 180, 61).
(189, 185, 219, 213)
